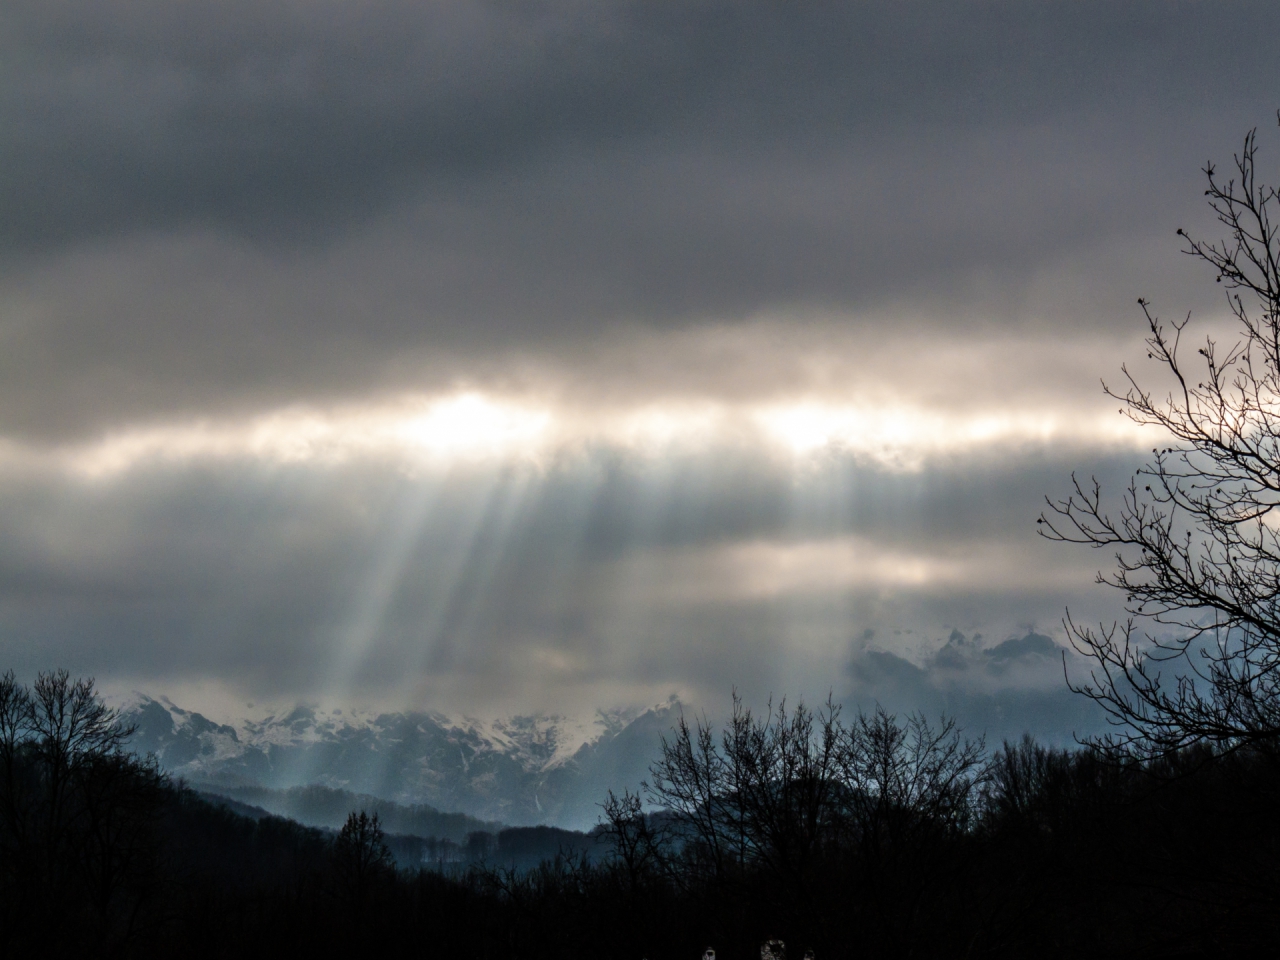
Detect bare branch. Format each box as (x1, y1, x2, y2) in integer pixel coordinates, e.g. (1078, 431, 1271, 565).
(1046, 122, 1280, 760)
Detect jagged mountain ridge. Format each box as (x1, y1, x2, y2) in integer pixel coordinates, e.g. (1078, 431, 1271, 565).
(122, 694, 679, 829)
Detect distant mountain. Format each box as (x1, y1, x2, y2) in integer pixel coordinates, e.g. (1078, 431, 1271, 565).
(194, 782, 500, 841)
(194, 785, 602, 873)
(122, 694, 679, 829)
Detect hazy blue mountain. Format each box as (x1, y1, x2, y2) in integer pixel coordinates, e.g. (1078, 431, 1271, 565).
(123, 694, 679, 829)
(194, 782, 499, 840)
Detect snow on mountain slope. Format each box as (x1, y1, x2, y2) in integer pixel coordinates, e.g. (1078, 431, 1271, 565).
(120, 693, 678, 829)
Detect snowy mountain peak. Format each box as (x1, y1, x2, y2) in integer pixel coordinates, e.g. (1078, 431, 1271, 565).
(120, 693, 681, 829)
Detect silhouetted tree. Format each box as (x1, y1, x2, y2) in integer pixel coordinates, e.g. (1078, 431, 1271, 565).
(640, 694, 985, 955)
(599, 788, 658, 891)
(645, 696, 983, 873)
(333, 809, 394, 919)
(0, 670, 166, 953)
(1042, 115, 1280, 759)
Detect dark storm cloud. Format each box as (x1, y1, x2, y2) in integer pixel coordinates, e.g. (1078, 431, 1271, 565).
(4, 0, 1276, 249)
(3, 1, 1277, 441)
(2, 0, 1270, 302)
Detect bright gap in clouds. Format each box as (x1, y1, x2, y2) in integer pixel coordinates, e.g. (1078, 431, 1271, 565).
(35, 391, 1151, 478)
(56, 393, 554, 476)
(752, 402, 1146, 465)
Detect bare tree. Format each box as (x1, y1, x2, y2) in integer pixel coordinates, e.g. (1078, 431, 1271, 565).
(838, 707, 986, 854)
(644, 694, 846, 887)
(643, 694, 984, 883)
(0, 670, 164, 950)
(27, 671, 135, 869)
(333, 809, 394, 915)
(0, 670, 34, 931)
(1041, 115, 1280, 758)
(719, 695, 845, 891)
(598, 788, 659, 890)
(645, 705, 735, 884)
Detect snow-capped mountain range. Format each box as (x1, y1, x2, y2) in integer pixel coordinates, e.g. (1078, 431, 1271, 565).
(120, 694, 680, 829)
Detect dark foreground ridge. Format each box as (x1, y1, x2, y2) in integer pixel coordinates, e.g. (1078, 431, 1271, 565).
(191, 781, 503, 844)
(3, 669, 1280, 958)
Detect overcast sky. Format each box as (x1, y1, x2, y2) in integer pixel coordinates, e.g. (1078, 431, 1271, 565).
(3, 0, 1279, 736)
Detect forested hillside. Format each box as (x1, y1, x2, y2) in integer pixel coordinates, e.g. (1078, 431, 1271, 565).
(194, 782, 499, 842)
(4, 670, 1279, 958)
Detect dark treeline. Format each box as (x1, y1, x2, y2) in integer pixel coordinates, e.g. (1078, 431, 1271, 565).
(195, 787, 595, 872)
(3, 672, 1279, 959)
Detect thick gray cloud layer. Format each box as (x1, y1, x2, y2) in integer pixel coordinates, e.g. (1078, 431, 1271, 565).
(0, 1, 1269, 736)
(5, 0, 1275, 245)
(3, 1, 1278, 438)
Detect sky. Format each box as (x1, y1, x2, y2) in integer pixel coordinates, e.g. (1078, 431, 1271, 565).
(3, 0, 1280, 740)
